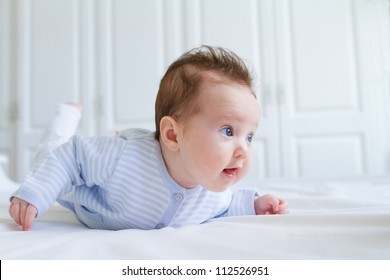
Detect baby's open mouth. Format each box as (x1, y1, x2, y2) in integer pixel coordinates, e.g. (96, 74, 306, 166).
(223, 168, 238, 178)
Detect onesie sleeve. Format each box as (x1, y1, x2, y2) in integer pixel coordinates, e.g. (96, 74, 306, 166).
(220, 189, 258, 217)
(10, 135, 125, 218)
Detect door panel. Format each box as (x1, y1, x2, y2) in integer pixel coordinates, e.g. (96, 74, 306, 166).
(12, 0, 83, 180)
(276, 0, 388, 178)
(97, 0, 164, 135)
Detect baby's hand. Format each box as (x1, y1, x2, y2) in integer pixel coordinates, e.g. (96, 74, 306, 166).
(9, 197, 38, 231)
(254, 194, 288, 215)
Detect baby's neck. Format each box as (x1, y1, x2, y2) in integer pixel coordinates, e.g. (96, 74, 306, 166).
(159, 142, 197, 189)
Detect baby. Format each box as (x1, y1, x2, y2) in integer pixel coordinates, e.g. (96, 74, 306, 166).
(9, 45, 288, 231)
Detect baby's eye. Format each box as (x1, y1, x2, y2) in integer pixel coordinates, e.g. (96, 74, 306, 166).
(220, 127, 233, 137)
(246, 133, 254, 143)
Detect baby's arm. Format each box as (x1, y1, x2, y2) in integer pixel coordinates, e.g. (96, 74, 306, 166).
(254, 194, 288, 215)
(9, 197, 38, 231)
(9, 136, 86, 230)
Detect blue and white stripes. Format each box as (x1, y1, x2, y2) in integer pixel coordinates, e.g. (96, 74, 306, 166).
(12, 129, 257, 230)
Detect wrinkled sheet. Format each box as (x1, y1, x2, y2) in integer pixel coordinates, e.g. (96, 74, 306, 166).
(1, 177, 389, 259)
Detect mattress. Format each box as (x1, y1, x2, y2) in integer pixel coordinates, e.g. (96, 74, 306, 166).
(1, 177, 389, 260)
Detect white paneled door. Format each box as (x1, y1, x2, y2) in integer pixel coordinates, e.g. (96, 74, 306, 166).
(245, 0, 389, 181)
(271, 0, 390, 178)
(7, 0, 88, 180)
(1, 0, 389, 182)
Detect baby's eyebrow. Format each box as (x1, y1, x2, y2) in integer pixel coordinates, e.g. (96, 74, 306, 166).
(217, 111, 248, 122)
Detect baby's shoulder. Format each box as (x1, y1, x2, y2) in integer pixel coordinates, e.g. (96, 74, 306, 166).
(118, 128, 154, 140)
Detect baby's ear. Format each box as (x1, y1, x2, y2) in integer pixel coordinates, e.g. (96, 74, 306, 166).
(159, 116, 180, 151)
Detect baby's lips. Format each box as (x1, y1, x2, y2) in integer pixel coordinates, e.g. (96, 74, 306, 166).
(223, 168, 238, 175)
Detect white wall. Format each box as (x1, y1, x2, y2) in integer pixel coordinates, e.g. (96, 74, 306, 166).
(0, 0, 389, 182)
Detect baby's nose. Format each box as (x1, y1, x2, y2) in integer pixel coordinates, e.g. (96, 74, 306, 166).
(233, 141, 249, 159)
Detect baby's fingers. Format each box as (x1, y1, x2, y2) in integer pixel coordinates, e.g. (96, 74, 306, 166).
(9, 198, 38, 230)
(274, 199, 289, 214)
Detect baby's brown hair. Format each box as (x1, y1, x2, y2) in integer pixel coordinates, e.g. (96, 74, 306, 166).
(155, 45, 255, 140)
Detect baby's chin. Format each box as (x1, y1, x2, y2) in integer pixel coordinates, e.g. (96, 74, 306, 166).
(201, 178, 241, 193)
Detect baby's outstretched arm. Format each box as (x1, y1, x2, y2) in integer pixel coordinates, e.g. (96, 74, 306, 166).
(254, 194, 288, 215)
(9, 197, 38, 231)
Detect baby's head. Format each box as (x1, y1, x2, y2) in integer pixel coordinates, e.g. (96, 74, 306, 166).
(155, 46, 260, 192)
(155, 45, 256, 140)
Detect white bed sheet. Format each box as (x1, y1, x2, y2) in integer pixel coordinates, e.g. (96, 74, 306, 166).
(1, 177, 389, 260)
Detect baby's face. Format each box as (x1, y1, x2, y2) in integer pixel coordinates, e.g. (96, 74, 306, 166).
(175, 78, 260, 192)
